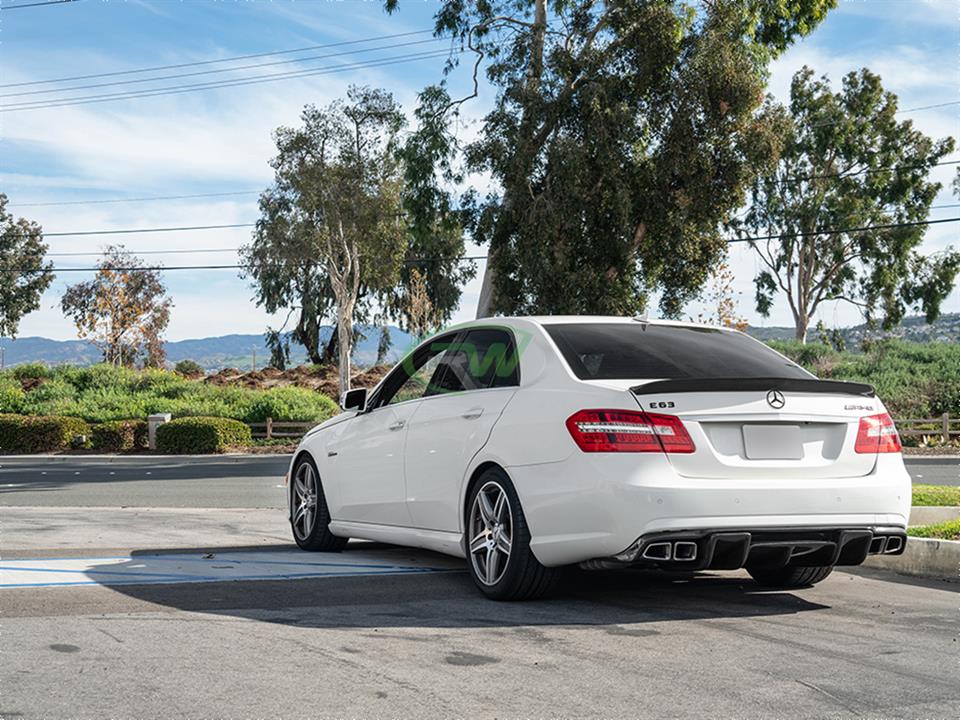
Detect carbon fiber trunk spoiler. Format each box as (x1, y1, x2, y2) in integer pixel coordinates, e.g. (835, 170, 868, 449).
(629, 377, 876, 398)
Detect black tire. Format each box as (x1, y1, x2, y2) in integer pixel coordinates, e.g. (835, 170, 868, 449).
(464, 467, 561, 601)
(747, 564, 833, 588)
(290, 455, 348, 552)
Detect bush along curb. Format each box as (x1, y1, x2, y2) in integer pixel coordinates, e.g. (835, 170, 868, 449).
(156, 416, 252, 454)
(90, 420, 149, 453)
(0, 414, 91, 453)
(862, 537, 960, 582)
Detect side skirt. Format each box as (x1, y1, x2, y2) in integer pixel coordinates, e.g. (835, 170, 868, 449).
(328, 520, 466, 559)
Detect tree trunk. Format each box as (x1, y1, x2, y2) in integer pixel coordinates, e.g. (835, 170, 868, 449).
(336, 305, 352, 397)
(795, 314, 809, 343)
(475, 253, 497, 318)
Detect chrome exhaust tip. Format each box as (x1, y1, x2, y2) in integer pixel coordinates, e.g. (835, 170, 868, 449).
(869, 536, 886, 554)
(641, 542, 672, 561)
(884, 535, 903, 553)
(673, 541, 698, 561)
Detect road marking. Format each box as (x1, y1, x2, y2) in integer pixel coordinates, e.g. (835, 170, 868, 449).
(0, 549, 463, 589)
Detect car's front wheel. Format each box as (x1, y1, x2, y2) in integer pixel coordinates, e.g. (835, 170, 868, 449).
(465, 467, 560, 600)
(747, 564, 833, 588)
(291, 455, 348, 552)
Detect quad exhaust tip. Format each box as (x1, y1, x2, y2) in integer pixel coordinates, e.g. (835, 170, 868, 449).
(640, 541, 698, 562)
(869, 534, 905, 555)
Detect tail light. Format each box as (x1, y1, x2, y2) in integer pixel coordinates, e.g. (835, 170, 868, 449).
(854, 413, 902, 454)
(565, 409, 695, 453)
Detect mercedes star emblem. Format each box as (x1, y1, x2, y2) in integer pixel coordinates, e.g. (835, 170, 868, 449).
(766, 389, 786, 409)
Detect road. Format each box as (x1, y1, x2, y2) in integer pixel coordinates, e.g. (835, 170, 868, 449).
(1, 455, 958, 719)
(0, 453, 957, 509)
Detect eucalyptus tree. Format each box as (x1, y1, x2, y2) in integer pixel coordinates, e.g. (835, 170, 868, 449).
(244, 87, 408, 394)
(386, 0, 837, 317)
(734, 67, 957, 341)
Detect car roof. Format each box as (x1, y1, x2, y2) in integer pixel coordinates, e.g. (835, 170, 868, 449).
(453, 315, 736, 333)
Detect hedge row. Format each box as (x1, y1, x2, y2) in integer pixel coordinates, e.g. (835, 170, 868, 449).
(90, 420, 149, 452)
(0, 414, 91, 453)
(156, 416, 252, 454)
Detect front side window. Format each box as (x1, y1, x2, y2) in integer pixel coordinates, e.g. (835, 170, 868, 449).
(433, 328, 520, 394)
(545, 323, 811, 381)
(372, 334, 457, 408)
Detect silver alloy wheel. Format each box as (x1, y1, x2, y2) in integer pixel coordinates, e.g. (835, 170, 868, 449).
(292, 462, 319, 541)
(469, 480, 513, 586)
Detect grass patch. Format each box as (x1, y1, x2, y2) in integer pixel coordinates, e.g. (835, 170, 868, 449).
(912, 484, 960, 507)
(907, 519, 960, 541)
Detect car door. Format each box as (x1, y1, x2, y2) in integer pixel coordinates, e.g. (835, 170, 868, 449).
(404, 327, 521, 531)
(329, 333, 455, 526)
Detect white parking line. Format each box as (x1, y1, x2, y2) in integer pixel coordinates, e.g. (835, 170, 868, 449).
(0, 550, 463, 589)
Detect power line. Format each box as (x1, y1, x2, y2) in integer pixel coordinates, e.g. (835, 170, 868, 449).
(809, 100, 960, 128)
(0, 28, 433, 88)
(798, 159, 960, 182)
(10, 190, 262, 208)
(3, 218, 957, 272)
(0, 36, 446, 98)
(1, 0, 76, 9)
(729, 216, 960, 243)
(0, 48, 461, 112)
(39, 223, 256, 238)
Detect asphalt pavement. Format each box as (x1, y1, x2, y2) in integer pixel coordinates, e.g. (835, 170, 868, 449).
(2, 454, 958, 719)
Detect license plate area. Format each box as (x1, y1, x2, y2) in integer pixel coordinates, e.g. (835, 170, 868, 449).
(742, 424, 803, 460)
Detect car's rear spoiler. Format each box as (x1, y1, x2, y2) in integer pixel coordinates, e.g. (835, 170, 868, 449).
(629, 377, 876, 398)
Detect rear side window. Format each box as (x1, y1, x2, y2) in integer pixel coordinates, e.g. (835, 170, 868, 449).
(433, 328, 520, 394)
(545, 323, 810, 380)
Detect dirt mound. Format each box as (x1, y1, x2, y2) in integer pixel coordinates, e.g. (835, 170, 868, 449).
(201, 364, 391, 399)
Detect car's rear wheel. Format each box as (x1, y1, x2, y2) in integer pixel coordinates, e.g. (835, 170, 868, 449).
(291, 456, 348, 552)
(465, 467, 560, 600)
(747, 564, 833, 588)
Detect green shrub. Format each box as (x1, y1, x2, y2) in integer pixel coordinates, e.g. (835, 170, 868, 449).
(91, 419, 148, 452)
(10, 362, 50, 381)
(0, 378, 25, 413)
(0, 414, 90, 453)
(174, 359, 205, 377)
(908, 519, 960, 541)
(246, 386, 338, 423)
(156, 416, 252, 454)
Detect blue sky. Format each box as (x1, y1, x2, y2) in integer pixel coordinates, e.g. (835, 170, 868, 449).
(1, 0, 958, 341)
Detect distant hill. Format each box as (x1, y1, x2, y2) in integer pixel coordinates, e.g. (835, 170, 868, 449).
(747, 313, 960, 346)
(0, 325, 415, 371)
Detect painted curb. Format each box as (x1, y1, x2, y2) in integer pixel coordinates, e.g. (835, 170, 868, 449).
(910, 506, 960, 526)
(862, 536, 960, 582)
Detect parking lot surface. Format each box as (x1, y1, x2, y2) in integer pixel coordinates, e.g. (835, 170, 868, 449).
(1, 456, 958, 719)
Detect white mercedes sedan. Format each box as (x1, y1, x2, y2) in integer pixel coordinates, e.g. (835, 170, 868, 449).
(287, 317, 910, 600)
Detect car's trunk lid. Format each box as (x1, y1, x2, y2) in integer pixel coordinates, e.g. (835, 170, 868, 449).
(628, 377, 879, 479)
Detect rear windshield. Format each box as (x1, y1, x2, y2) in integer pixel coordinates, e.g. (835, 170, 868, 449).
(544, 323, 811, 380)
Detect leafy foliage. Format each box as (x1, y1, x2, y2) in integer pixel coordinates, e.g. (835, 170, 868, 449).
(174, 359, 204, 377)
(0, 194, 55, 338)
(734, 67, 958, 341)
(91, 419, 148, 452)
(0, 414, 90, 453)
(389, 0, 835, 317)
(0, 364, 339, 424)
(769, 339, 960, 419)
(60, 246, 173, 367)
(156, 416, 252, 454)
(244, 87, 414, 395)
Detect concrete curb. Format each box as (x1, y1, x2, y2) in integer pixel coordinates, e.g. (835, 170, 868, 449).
(0, 454, 292, 461)
(862, 537, 960, 582)
(910, 506, 960, 526)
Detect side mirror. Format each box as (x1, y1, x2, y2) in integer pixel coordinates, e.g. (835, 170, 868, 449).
(340, 387, 368, 413)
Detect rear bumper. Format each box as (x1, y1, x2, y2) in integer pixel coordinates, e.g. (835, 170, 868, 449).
(508, 452, 912, 567)
(596, 525, 906, 572)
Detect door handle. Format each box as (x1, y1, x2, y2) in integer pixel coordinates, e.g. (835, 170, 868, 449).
(462, 407, 483, 420)
(388, 420, 406, 431)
